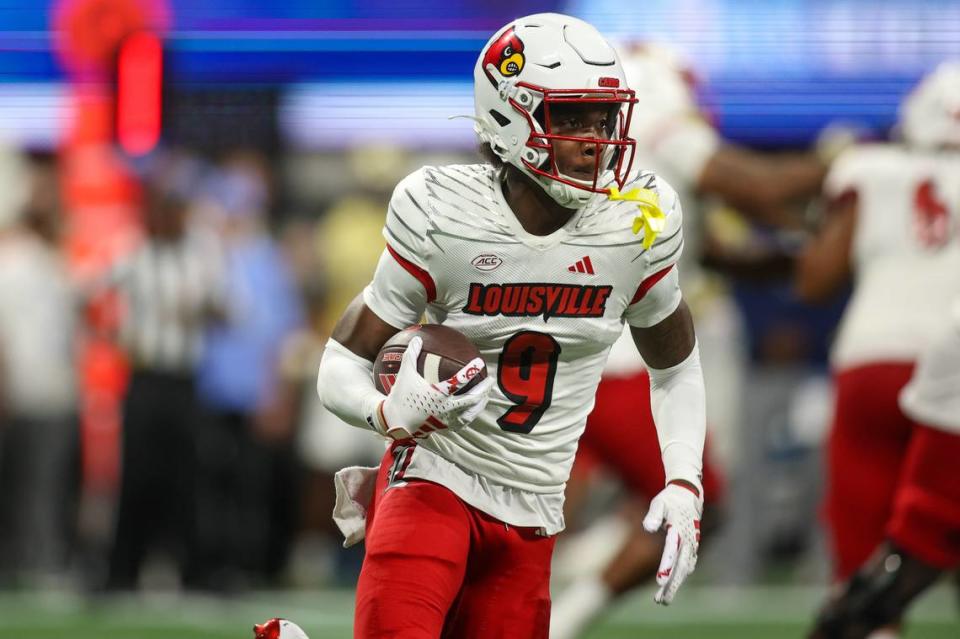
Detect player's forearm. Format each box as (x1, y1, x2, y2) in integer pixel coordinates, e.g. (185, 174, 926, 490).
(316, 338, 386, 432)
(647, 342, 706, 490)
(758, 153, 828, 206)
(794, 191, 856, 303)
(701, 145, 826, 225)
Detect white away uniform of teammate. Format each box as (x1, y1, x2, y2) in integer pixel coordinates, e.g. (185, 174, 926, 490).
(823, 144, 960, 579)
(363, 163, 685, 534)
(828, 145, 960, 371)
(900, 299, 960, 434)
(601, 46, 742, 468)
(888, 297, 960, 570)
(604, 46, 719, 375)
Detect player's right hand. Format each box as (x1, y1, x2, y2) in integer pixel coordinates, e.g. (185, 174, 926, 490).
(374, 336, 493, 440)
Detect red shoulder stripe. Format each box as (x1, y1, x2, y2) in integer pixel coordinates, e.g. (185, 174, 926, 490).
(386, 243, 437, 303)
(630, 265, 674, 305)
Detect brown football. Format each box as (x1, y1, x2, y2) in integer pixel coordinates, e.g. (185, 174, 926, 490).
(373, 324, 486, 395)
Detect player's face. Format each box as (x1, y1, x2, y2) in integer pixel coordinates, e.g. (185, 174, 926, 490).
(546, 102, 618, 181)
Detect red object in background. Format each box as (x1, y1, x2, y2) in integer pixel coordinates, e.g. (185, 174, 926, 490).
(53, 0, 170, 495)
(78, 337, 129, 491)
(54, 0, 169, 77)
(116, 31, 163, 156)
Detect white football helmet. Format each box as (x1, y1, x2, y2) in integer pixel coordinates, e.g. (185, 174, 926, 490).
(253, 618, 309, 639)
(899, 60, 960, 149)
(616, 43, 703, 133)
(473, 13, 637, 207)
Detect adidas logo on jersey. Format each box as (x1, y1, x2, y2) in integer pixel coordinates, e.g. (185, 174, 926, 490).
(567, 256, 595, 275)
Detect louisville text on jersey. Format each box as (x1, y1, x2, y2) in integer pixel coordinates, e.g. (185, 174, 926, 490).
(463, 283, 613, 321)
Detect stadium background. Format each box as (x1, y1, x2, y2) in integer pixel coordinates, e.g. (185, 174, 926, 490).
(0, 0, 958, 637)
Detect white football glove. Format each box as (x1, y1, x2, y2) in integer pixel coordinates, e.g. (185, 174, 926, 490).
(642, 481, 704, 605)
(371, 336, 493, 440)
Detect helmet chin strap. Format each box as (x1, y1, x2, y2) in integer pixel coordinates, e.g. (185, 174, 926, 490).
(485, 128, 605, 209)
(512, 153, 600, 208)
(539, 166, 616, 209)
(544, 177, 595, 208)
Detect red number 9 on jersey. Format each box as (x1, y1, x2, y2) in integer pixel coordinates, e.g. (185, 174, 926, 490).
(496, 331, 561, 434)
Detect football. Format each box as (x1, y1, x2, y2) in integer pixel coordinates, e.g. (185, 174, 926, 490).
(253, 618, 309, 639)
(373, 324, 486, 395)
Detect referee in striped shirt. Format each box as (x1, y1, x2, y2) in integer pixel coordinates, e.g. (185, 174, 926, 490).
(102, 154, 227, 590)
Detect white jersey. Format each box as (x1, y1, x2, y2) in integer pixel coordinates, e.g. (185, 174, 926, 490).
(621, 47, 719, 277)
(827, 145, 960, 370)
(363, 163, 684, 533)
(0, 232, 76, 416)
(603, 46, 720, 377)
(619, 45, 719, 212)
(900, 299, 960, 434)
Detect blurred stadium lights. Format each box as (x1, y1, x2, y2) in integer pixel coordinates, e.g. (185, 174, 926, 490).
(115, 31, 164, 156)
(0, 83, 69, 148)
(572, 0, 960, 145)
(573, 0, 960, 75)
(280, 82, 476, 150)
(0, 0, 958, 150)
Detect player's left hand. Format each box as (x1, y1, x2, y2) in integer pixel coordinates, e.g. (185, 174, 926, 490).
(642, 480, 704, 605)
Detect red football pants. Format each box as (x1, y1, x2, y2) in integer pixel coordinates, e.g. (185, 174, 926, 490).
(825, 363, 915, 580)
(354, 443, 555, 638)
(574, 371, 724, 503)
(888, 424, 960, 570)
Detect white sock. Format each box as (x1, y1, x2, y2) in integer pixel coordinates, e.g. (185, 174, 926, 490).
(866, 629, 900, 639)
(550, 576, 613, 639)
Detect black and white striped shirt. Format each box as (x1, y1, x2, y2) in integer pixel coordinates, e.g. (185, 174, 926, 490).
(110, 233, 225, 373)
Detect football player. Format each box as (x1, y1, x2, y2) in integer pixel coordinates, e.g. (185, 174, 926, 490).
(551, 44, 830, 639)
(316, 13, 706, 638)
(797, 61, 960, 639)
(809, 297, 960, 639)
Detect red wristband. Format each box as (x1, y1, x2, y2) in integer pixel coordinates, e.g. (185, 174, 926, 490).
(668, 479, 701, 498)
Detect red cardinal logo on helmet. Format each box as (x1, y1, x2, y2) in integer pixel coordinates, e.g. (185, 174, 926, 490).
(482, 27, 525, 85)
(253, 619, 281, 639)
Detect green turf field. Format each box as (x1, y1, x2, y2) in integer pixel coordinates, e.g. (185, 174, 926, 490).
(3, 586, 956, 638)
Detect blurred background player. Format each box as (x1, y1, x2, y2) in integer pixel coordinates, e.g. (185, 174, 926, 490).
(797, 60, 960, 638)
(293, 146, 406, 586)
(192, 154, 304, 590)
(809, 295, 960, 639)
(551, 43, 830, 639)
(0, 143, 78, 586)
(90, 151, 228, 590)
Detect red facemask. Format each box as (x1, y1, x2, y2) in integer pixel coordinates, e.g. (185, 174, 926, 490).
(509, 82, 638, 196)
